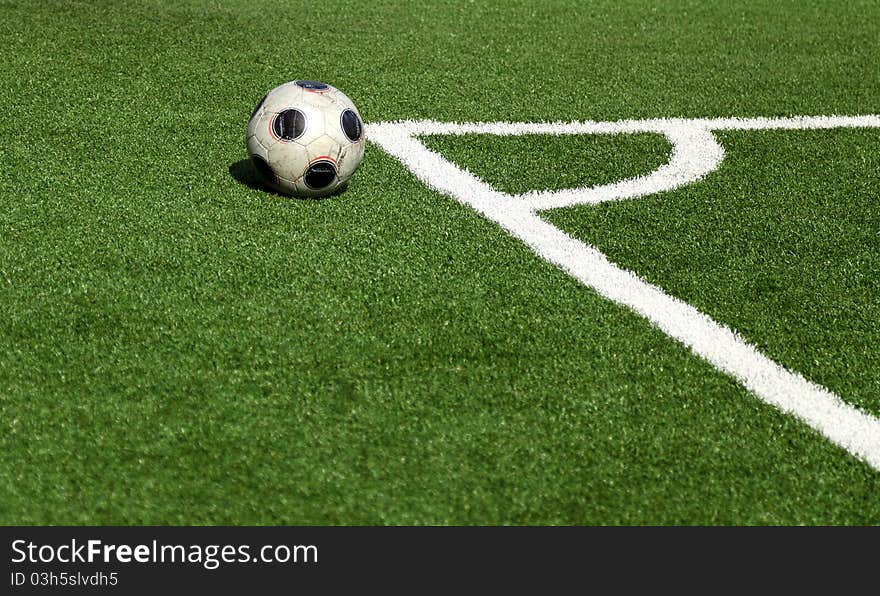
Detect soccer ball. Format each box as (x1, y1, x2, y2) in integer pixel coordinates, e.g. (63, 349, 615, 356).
(246, 80, 365, 198)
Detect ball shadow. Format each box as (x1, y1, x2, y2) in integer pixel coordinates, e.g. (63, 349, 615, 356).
(228, 158, 281, 196)
(228, 159, 350, 199)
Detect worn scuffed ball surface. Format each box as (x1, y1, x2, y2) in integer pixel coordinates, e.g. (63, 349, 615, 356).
(247, 80, 365, 197)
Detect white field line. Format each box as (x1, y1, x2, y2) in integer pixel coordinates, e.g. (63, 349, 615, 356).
(366, 116, 880, 470)
(519, 125, 724, 211)
(394, 114, 880, 136)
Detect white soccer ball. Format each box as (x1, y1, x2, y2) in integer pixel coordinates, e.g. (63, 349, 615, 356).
(246, 80, 365, 198)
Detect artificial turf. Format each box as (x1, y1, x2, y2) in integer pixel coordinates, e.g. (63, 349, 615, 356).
(1, 0, 879, 524)
(548, 129, 880, 417)
(421, 133, 671, 195)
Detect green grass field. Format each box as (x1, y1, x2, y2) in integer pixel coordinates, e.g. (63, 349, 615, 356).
(1, 0, 879, 524)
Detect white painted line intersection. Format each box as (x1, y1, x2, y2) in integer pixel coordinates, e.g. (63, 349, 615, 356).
(367, 115, 880, 470)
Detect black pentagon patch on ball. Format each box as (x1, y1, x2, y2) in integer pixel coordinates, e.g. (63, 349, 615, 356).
(340, 109, 362, 142)
(303, 160, 337, 190)
(251, 154, 276, 183)
(295, 80, 329, 90)
(272, 109, 306, 141)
